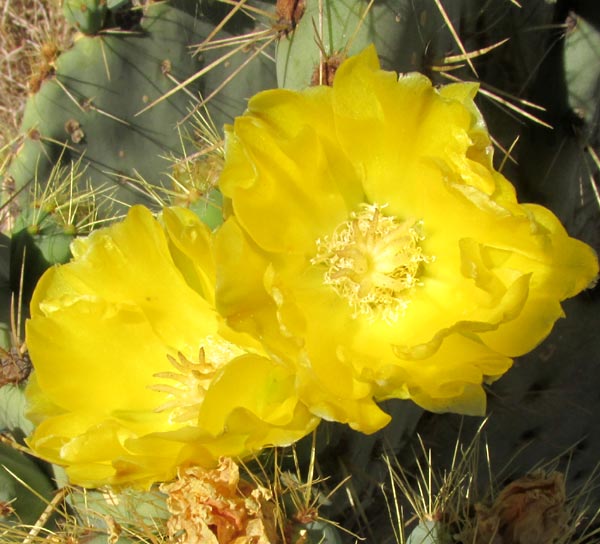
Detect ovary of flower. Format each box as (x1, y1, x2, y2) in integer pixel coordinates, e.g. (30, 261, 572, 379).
(312, 203, 433, 322)
(150, 336, 246, 425)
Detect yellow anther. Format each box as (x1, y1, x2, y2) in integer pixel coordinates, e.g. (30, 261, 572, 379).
(312, 203, 432, 322)
(149, 336, 245, 424)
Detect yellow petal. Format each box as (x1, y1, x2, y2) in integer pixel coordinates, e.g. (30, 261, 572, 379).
(198, 354, 318, 437)
(161, 206, 216, 305)
(222, 119, 358, 254)
(27, 298, 183, 414)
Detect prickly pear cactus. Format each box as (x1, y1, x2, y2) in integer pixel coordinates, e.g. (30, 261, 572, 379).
(422, 0, 600, 469)
(0, 0, 598, 542)
(277, 0, 462, 88)
(2, 0, 277, 228)
(358, 4, 600, 541)
(4, 2, 206, 218)
(0, 0, 280, 533)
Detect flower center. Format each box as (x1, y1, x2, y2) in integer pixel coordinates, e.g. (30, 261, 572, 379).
(312, 203, 432, 321)
(150, 336, 245, 424)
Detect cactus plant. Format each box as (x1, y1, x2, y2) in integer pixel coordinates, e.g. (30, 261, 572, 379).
(4, 2, 208, 220)
(1, 0, 277, 228)
(0, 0, 598, 542)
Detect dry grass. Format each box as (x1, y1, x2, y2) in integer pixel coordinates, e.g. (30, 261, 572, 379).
(0, 0, 72, 145)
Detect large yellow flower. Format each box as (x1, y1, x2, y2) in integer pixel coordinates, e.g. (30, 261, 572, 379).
(215, 46, 598, 433)
(25, 205, 319, 488)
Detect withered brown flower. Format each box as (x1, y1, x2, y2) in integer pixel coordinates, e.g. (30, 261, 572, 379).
(161, 458, 278, 544)
(471, 471, 568, 544)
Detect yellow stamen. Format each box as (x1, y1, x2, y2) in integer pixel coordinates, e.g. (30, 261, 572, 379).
(312, 203, 432, 322)
(149, 336, 245, 424)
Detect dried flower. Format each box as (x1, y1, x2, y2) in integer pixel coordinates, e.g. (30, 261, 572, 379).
(161, 458, 278, 544)
(470, 472, 568, 544)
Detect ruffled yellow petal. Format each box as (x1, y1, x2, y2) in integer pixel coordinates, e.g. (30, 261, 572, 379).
(222, 120, 359, 255)
(31, 206, 217, 352)
(214, 217, 276, 333)
(161, 206, 216, 305)
(377, 332, 513, 416)
(198, 354, 318, 440)
(295, 364, 391, 433)
(27, 296, 188, 415)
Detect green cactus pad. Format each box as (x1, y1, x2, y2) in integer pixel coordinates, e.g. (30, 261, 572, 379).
(276, 0, 403, 89)
(0, 384, 32, 434)
(0, 233, 10, 350)
(189, 187, 223, 230)
(293, 520, 344, 544)
(63, 0, 108, 34)
(563, 13, 600, 132)
(4, 0, 278, 226)
(276, 0, 463, 90)
(406, 521, 450, 544)
(0, 441, 55, 525)
(6, 3, 209, 214)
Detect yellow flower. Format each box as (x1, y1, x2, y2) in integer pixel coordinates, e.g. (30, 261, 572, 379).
(215, 46, 598, 433)
(25, 205, 319, 488)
